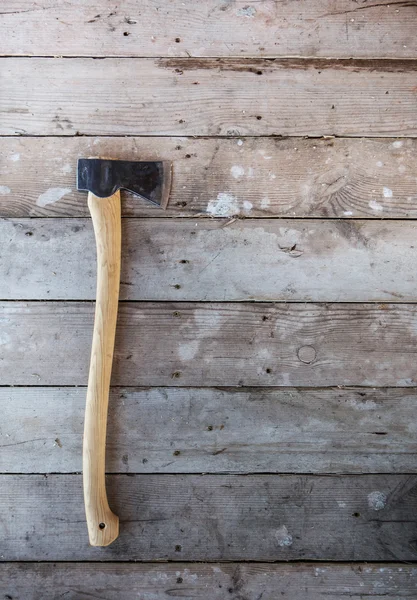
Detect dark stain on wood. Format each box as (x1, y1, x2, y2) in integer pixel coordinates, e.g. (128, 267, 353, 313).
(159, 57, 417, 74)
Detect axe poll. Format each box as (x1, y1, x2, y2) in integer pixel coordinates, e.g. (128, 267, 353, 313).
(76, 158, 172, 546)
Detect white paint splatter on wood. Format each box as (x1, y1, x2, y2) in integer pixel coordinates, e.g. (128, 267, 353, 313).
(178, 340, 200, 361)
(0, 186, 11, 195)
(10, 153, 20, 162)
(206, 193, 239, 216)
(275, 525, 293, 547)
(237, 6, 256, 17)
(231, 165, 245, 179)
(36, 188, 72, 207)
(367, 491, 387, 511)
(383, 187, 393, 198)
(0, 332, 11, 346)
(346, 397, 377, 411)
(369, 200, 384, 212)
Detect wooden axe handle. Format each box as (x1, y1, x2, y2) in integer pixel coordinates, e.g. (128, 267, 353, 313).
(83, 191, 120, 546)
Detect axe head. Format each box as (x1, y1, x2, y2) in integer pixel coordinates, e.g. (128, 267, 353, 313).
(77, 158, 171, 209)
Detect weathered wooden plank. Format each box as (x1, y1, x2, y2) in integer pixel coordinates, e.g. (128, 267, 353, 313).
(2, 387, 417, 474)
(2, 474, 417, 560)
(2, 562, 417, 600)
(3, 218, 417, 302)
(1, 0, 416, 59)
(2, 137, 417, 218)
(2, 58, 417, 136)
(1, 302, 417, 387)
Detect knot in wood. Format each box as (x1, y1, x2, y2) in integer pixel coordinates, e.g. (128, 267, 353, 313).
(297, 345, 316, 364)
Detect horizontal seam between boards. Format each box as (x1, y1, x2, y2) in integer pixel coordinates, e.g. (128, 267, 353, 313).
(3, 217, 417, 221)
(1, 559, 416, 564)
(1, 55, 417, 62)
(2, 134, 417, 140)
(0, 384, 416, 390)
(2, 385, 415, 390)
(1, 472, 417, 477)
(0, 134, 416, 139)
(2, 299, 417, 303)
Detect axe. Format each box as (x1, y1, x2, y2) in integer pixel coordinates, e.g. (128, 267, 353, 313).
(76, 158, 171, 546)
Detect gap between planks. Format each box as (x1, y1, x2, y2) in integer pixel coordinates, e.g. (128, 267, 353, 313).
(4, 56, 417, 60)
(3, 57, 417, 65)
(2, 134, 417, 138)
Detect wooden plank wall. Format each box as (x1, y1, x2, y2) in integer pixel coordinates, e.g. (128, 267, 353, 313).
(1, 1, 417, 598)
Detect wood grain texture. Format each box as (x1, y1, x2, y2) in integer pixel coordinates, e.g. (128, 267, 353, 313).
(1, 0, 417, 59)
(2, 562, 417, 600)
(3, 217, 417, 302)
(2, 137, 417, 218)
(2, 474, 417, 560)
(2, 58, 417, 137)
(2, 302, 417, 387)
(2, 387, 417, 474)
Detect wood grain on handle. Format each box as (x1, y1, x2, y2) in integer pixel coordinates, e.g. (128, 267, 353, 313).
(83, 191, 121, 546)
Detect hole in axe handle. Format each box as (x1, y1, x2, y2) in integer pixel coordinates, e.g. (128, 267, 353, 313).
(99, 522, 106, 530)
